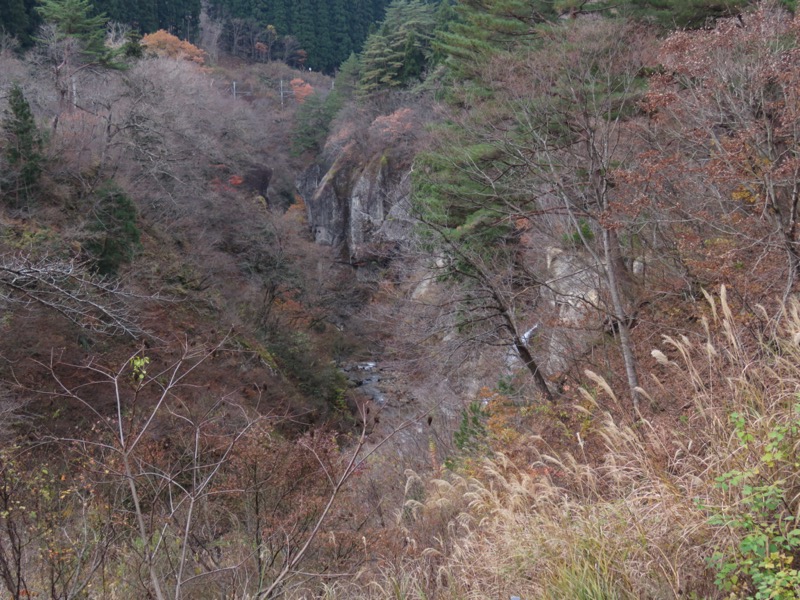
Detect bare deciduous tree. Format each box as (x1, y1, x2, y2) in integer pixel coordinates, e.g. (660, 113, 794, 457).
(415, 20, 655, 409)
(0, 254, 146, 337)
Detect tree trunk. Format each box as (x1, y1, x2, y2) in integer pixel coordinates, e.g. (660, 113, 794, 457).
(514, 335, 555, 403)
(603, 227, 640, 412)
(490, 287, 554, 402)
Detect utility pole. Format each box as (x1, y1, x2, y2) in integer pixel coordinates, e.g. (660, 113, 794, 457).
(233, 81, 237, 101)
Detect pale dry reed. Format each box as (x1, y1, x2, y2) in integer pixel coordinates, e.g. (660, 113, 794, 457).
(315, 287, 800, 599)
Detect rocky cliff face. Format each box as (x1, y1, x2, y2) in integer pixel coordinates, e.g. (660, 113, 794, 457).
(296, 104, 425, 263)
(543, 247, 602, 376)
(297, 146, 413, 263)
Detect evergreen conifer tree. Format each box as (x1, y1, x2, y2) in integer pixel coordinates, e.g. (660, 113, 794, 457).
(291, 0, 316, 65)
(36, 0, 111, 63)
(335, 52, 361, 98)
(123, 28, 143, 58)
(0, 0, 30, 42)
(314, 1, 336, 69)
(270, 0, 290, 36)
(434, 0, 554, 84)
(1, 84, 43, 207)
(86, 182, 141, 276)
(36, 0, 121, 126)
(291, 90, 343, 155)
(329, 0, 353, 63)
(359, 0, 437, 94)
(206, 0, 392, 72)
(0, 0, 41, 45)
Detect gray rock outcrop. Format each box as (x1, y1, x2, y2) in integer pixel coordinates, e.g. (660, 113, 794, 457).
(297, 149, 413, 262)
(543, 247, 602, 375)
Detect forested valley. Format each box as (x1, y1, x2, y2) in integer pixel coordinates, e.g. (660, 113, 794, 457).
(4, 0, 800, 598)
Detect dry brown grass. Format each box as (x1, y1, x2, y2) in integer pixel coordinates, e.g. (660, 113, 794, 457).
(312, 287, 800, 599)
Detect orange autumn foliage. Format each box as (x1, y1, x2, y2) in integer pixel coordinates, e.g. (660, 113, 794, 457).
(290, 78, 314, 104)
(285, 195, 307, 223)
(477, 387, 522, 449)
(371, 107, 415, 139)
(141, 30, 207, 65)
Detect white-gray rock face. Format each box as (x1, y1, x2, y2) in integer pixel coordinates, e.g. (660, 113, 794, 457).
(298, 151, 413, 262)
(544, 247, 602, 375)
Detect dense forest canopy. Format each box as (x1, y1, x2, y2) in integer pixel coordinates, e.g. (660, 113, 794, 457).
(0, 0, 398, 70)
(5, 0, 800, 597)
(1, 0, 773, 71)
(207, 0, 395, 71)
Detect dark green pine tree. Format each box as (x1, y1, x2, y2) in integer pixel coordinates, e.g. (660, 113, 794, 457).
(36, 0, 123, 126)
(349, 0, 377, 51)
(359, 30, 402, 93)
(432, 0, 555, 90)
(291, 0, 315, 64)
(201, 0, 391, 70)
(91, 0, 120, 24)
(335, 52, 361, 98)
(0, 0, 29, 41)
(123, 28, 143, 57)
(156, 0, 201, 39)
(123, 0, 158, 33)
(217, 0, 251, 19)
(0, 0, 41, 46)
(36, 0, 112, 64)
(252, 1, 273, 29)
(1, 84, 44, 207)
(86, 182, 141, 276)
(91, 0, 200, 37)
(311, 0, 334, 70)
(359, 0, 437, 94)
(291, 90, 343, 155)
(270, 0, 291, 34)
(371, 0, 389, 19)
(328, 0, 353, 67)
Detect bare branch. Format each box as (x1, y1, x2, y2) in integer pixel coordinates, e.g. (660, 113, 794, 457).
(0, 253, 150, 337)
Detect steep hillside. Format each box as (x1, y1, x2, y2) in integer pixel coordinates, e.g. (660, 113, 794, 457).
(5, 0, 800, 598)
(0, 21, 394, 597)
(290, 2, 800, 598)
